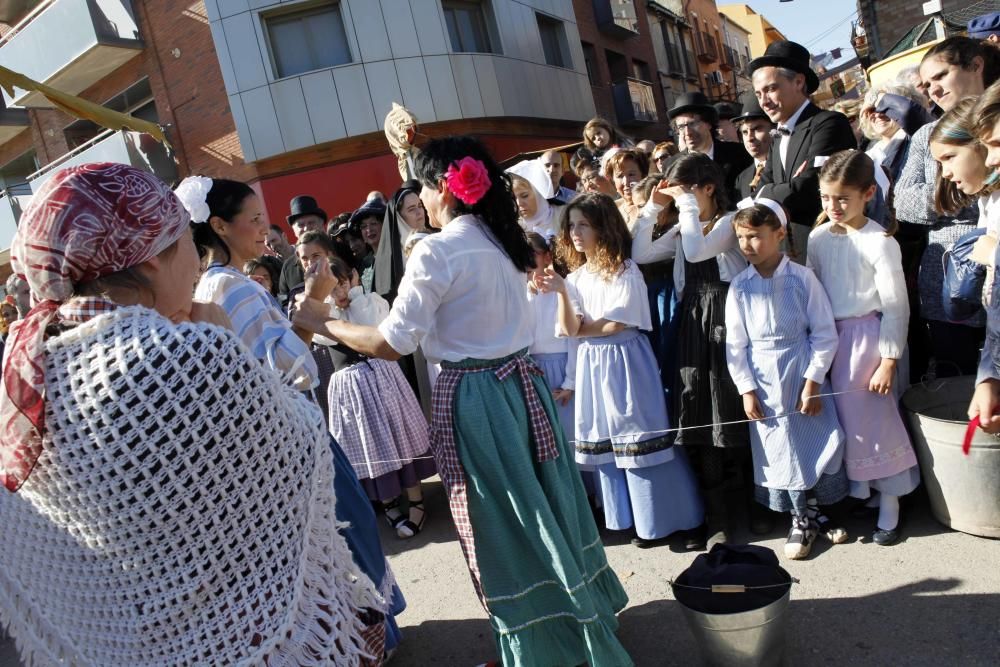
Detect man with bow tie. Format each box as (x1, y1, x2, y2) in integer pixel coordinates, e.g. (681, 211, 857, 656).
(751, 40, 857, 257)
(733, 90, 775, 201)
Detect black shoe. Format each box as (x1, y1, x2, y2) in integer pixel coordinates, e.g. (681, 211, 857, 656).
(749, 504, 776, 535)
(683, 523, 707, 551)
(631, 534, 671, 549)
(808, 506, 849, 544)
(873, 527, 901, 546)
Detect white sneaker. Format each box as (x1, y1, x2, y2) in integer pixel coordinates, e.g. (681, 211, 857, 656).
(784, 516, 817, 559)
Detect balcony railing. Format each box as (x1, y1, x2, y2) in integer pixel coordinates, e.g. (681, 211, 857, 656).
(721, 45, 738, 71)
(28, 129, 177, 192)
(612, 77, 657, 126)
(0, 0, 143, 107)
(696, 32, 718, 62)
(593, 0, 640, 39)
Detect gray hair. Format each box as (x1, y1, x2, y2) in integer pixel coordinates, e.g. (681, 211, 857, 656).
(4, 273, 24, 295)
(858, 82, 924, 140)
(754, 66, 808, 94)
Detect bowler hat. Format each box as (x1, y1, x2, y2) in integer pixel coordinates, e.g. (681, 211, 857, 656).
(969, 12, 1000, 39)
(732, 90, 772, 125)
(348, 199, 387, 228)
(715, 102, 739, 120)
(668, 92, 719, 124)
(287, 195, 328, 226)
(748, 40, 820, 94)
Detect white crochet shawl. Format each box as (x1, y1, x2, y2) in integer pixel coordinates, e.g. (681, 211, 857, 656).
(0, 306, 380, 666)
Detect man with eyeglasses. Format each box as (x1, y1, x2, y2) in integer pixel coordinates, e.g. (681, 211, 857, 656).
(667, 91, 752, 204)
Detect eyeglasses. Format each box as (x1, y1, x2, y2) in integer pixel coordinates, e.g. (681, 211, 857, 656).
(653, 153, 671, 162)
(673, 121, 704, 133)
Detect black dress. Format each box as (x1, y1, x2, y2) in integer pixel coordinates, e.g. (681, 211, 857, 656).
(675, 253, 749, 449)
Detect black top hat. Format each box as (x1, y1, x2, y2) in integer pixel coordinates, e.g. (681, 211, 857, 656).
(287, 195, 328, 225)
(748, 40, 820, 94)
(668, 92, 719, 124)
(732, 90, 771, 124)
(714, 102, 738, 120)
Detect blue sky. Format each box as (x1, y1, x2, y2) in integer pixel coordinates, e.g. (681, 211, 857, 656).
(741, 0, 861, 58)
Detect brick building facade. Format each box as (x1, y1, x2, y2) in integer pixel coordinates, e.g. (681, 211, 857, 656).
(855, 0, 973, 62)
(573, 0, 673, 139)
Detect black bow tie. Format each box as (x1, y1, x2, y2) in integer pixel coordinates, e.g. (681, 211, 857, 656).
(771, 126, 792, 138)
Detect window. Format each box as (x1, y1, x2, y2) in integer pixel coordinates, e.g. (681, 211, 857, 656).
(537, 13, 570, 68)
(264, 3, 351, 79)
(632, 59, 651, 83)
(64, 78, 158, 150)
(605, 49, 628, 83)
(582, 42, 599, 85)
(442, 0, 496, 53)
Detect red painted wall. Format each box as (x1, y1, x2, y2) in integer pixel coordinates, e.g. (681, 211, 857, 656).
(257, 135, 571, 238)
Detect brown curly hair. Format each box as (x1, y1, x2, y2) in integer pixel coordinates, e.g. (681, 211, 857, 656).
(555, 193, 632, 280)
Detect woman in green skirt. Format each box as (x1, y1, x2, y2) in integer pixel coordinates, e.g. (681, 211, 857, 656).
(293, 136, 633, 666)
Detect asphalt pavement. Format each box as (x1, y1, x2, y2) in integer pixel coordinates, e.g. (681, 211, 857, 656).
(2, 478, 998, 666)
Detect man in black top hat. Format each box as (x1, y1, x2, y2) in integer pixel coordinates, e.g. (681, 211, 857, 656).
(732, 90, 776, 201)
(668, 91, 752, 205)
(750, 40, 856, 256)
(279, 195, 328, 303)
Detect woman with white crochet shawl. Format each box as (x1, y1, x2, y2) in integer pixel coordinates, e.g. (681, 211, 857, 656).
(178, 175, 406, 658)
(0, 163, 379, 665)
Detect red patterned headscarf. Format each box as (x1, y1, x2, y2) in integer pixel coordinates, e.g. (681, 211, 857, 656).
(0, 163, 190, 491)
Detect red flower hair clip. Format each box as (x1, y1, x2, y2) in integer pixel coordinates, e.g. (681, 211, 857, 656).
(445, 157, 491, 206)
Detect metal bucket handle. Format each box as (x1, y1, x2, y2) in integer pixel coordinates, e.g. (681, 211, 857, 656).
(669, 578, 800, 594)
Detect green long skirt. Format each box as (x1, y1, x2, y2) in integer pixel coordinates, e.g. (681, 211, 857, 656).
(440, 353, 633, 667)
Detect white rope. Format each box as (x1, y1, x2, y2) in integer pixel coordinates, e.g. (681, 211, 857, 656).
(353, 386, 911, 466)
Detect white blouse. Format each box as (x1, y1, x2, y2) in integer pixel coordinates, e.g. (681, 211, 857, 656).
(631, 201, 680, 264)
(562, 260, 652, 333)
(725, 256, 839, 395)
(378, 215, 535, 363)
(315, 287, 390, 347)
(672, 193, 747, 298)
(527, 287, 577, 390)
(807, 219, 909, 359)
(979, 190, 1000, 235)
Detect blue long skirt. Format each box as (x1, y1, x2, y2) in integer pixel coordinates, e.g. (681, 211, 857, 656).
(575, 329, 704, 539)
(330, 436, 405, 650)
(533, 350, 596, 496)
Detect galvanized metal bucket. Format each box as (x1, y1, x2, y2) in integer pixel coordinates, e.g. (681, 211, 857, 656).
(902, 376, 1000, 538)
(672, 578, 792, 666)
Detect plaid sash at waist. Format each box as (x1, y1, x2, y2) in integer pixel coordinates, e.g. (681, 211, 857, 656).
(436, 351, 558, 464)
(430, 350, 559, 611)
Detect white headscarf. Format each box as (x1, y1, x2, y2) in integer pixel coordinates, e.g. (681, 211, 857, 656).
(507, 159, 557, 237)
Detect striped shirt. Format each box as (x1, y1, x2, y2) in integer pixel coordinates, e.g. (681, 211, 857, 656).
(195, 265, 317, 390)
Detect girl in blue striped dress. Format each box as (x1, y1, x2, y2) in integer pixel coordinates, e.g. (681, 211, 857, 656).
(539, 193, 704, 548)
(725, 200, 849, 559)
